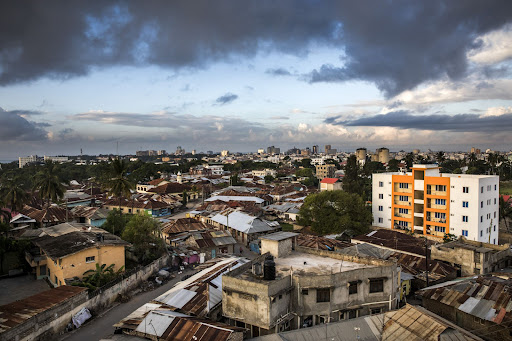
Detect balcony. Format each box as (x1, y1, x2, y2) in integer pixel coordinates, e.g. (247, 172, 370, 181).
(394, 187, 412, 194)
(426, 217, 446, 224)
(394, 213, 412, 219)
(25, 250, 47, 267)
(427, 203, 447, 210)
(394, 200, 411, 206)
(414, 211, 424, 218)
(414, 198, 424, 205)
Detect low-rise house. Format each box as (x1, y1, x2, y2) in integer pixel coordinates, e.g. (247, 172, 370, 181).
(210, 209, 280, 245)
(431, 237, 512, 276)
(352, 229, 436, 257)
(264, 202, 301, 221)
(161, 217, 215, 243)
(71, 206, 109, 227)
(103, 197, 177, 217)
(25, 223, 129, 286)
(252, 169, 277, 177)
(19, 205, 72, 228)
(251, 304, 483, 341)
(320, 177, 342, 191)
(420, 275, 512, 341)
(222, 232, 399, 338)
(180, 230, 237, 260)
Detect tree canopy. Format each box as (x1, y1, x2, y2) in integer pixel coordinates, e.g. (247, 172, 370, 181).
(122, 214, 165, 263)
(33, 161, 65, 206)
(298, 190, 372, 235)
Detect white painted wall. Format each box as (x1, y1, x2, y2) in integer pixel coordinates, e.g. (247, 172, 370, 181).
(372, 173, 392, 228)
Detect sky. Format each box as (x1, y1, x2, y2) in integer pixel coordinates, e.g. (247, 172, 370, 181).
(1, 1, 512, 159)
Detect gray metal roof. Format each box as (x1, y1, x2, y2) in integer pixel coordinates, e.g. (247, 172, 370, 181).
(260, 231, 299, 241)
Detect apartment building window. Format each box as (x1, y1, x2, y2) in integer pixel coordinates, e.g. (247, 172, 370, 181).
(487, 185, 491, 191)
(369, 278, 384, 293)
(86, 256, 95, 263)
(462, 216, 468, 222)
(301, 289, 308, 295)
(399, 208, 408, 214)
(481, 201, 483, 208)
(435, 199, 446, 205)
(495, 185, 497, 190)
(349, 281, 358, 295)
(379, 194, 383, 199)
(399, 183, 409, 189)
(435, 185, 446, 192)
(494, 225, 496, 232)
(495, 198, 497, 205)
(435, 226, 446, 233)
(316, 288, 330, 303)
(481, 187, 483, 193)
(378, 206, 383, 211)
(494, 212, 497, 219)
(480, 230, 483, 237)
(463, 187, 469, 193)
(462, 230, 468, 237)
(379, 181, 383, 187)
(397, 220, 408, 227)
(480, 216, 483, 222)
(378, 218, 383, 223)
(463, 201, 469, 208)
(434, 212, 445, 220)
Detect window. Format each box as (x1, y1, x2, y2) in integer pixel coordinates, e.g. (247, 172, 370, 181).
(435, 226, 446, 233)
(378, 206, 383, 211)
(399, 195, 408, 202)
(349, 281, 358, 295)
(339, 312, 346, 320)
(481, 187, 484, 193)
(396, 220, 409, 227)
(495, 184, 497, 190)
(86, 256, 95, 263)
(302, 289, 308, 295)
(494, 225, 496, 232)
(480, 230, 483, 237)
(480, 216, 483, 223)
(495, 198, 497, 205)
(348, 309, 359, 319)
(379, 181, 383, 187)
(316, 288, 330, 303)
(434, 212, 446, 220)
(378, 218, 383, 223)
(55, 275, 58, 285)
(399, 208, 408, 214)
(369, 278, 384, 293)
(379, 194, 383, 199)
(435, 185, 446, 192)
(481, 201, 483, 208)
(371, 308, 382, 315)
(462, 230, 468, 237)
(487, 199, 491, 205)
(399, 183, 409, 189)
(463, 187, 469, 193)
(463, 201, 469, 208)
(462, 216, 468, 222)
(435, 199, 446, 205)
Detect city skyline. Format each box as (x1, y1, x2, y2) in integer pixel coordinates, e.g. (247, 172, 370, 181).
(1, 1, 512, 158)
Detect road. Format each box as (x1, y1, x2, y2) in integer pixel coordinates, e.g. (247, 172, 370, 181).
(60, 267, 196, 341)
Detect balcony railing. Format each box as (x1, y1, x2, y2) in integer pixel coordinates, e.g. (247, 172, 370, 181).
(394, 200, 411, 206)
(426, 217, 446, 224)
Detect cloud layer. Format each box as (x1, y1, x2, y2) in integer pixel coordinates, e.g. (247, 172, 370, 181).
(1, 1, 511, 96)
(0, 107, 49, 141)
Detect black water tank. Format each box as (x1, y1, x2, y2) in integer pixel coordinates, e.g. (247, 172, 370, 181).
(263, 255, 276, 280)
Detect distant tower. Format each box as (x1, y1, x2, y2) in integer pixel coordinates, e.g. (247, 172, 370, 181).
(177, 171, 182, 184)
(312, 145, 319, 154)
(356, 148, 367, 164)
(324, 145, 331, 154)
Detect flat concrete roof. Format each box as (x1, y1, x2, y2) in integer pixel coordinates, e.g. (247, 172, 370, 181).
(275, 252, 373, 276)
(260, 231, 299, 241)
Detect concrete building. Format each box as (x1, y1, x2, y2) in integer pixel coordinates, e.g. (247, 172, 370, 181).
(222, 232, 399, 338)
(431, 237, 512, 276)
(221, 150, 229, 157)
(324, 145, 331, 154)
(356, 148, 367, 164)
(18, 155, 38, 168)
(315, 164, 336, 179)
(377, 147, 390, 164)
(312, 145, 319, 154)
(320, 178, 342, 191)
(372, 164, 499, 243)
(43, 155, 69, 163)
(252, 169, 277, 177)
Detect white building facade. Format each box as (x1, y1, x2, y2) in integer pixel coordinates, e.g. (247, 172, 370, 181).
(372, 164, 499, 244)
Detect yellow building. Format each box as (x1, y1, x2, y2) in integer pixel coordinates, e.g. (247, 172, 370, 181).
(33, 230, 128, 287)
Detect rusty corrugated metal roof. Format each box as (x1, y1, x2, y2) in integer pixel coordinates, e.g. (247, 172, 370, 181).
(0, 286, 87, 333)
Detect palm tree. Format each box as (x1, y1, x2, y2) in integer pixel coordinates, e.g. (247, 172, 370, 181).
(0, 176, 28, 213)
(33, 161, 65, 207)
(435, 151, 445, 164)
(468, 153, 477, 167)
(105, 159, 134, 221)
(499, 196, 512, 231)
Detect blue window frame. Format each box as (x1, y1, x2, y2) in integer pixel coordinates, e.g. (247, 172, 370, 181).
(462, 230, 468, 237)
(462, 201, 468, 208)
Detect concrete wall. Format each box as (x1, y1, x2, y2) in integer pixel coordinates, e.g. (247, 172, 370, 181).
(261, 238, 293, 259)
(372, 173, 393, 228)
(4, 254, 170, 341)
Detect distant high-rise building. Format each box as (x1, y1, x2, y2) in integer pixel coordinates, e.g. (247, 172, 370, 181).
(175, 146, 185, 155)
(301, 148, 311, 156)
(377, 147, 390, 164)
(267, 146, 280, 155)
(312, 145, 319, 154)
(19, 155, 38, 168)
(136, 150, 149, 157)
(324, 145, 331, 154)
(157, 150, 166, 155)
(148, 150, 158, 156)
(221, 150, 229, 157)
(257, 148, 265, 154)
(356, 148, 367, 163)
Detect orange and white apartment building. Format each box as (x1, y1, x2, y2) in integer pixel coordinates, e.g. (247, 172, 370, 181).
(372, 164, 499, 244)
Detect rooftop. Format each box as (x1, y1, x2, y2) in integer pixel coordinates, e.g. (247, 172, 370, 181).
(260, 231, 298, 241)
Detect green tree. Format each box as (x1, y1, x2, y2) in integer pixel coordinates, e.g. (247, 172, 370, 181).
(229, 173, 243, 186)
(387, 159, 400, 172)
(264, 175, 274, 183)
(122, 214, 165, 263)
(33, 161, 66, 207)
(298, 191, 371, 235)
(105, 158, 134, 214)
(499, 196, 512, 231)
(435, 151, 446, 164)
(0, 176, 28, 213)
(182, 190, 188, 205)
(343, 156, 363, 196)
(82, 263, 124, 288)
(102, 209, 132, 237)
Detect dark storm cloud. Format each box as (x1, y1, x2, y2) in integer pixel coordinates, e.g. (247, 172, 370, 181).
(0, 107, 48, 140)
(330, 110, 512, 132)
(215, 93, 238, 105)
(266, 68, 292, 76)
(0, 1, 511, 96)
